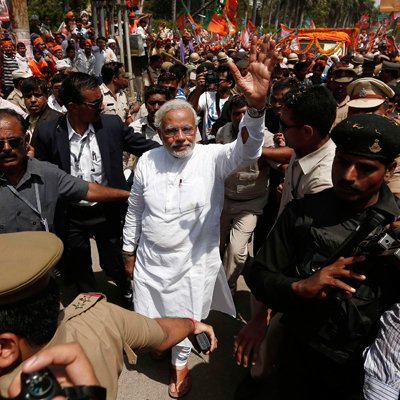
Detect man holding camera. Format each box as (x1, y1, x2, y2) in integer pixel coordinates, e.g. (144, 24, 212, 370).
(189, 63, 235, 141)
(244, 113, 400, 400)
(0, 231, 217, 400)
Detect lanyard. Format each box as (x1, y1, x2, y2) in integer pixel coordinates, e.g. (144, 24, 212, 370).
(6, 182, 49, 232)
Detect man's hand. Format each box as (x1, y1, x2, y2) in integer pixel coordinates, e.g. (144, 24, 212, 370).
(233, 309, 270, 368)
(123, 253, 135, 280)
(228, 35, 276, 109)
(191, 321, 218, 354)
(8, 343, 100, 398)
(291, 255, 366, 299)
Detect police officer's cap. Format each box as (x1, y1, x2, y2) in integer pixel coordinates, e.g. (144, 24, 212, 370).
(331, 114, 400, 163)
(347, 78, 395, 108)
(0, 232, 63, 305)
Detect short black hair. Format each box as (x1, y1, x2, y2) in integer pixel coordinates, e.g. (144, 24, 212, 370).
(66, 45, 75, 54)
(21, 76, 48, 97)
(158, 72, 177, 84)
(169, 64, 188, 82)
(101, 61, 124, 84)
(216, 63, 235, 86)
(144, 84, 171, 103)
(272, 77, 300, 94)
(0, 109, 28, 133)
(0, 278, 60, 347)
(149, 55, 161, 65)
(59, 72, 99, 106)
(230, 95, 246, 110)
(51, 73, 66, 86)
(283, 85, 337, 137)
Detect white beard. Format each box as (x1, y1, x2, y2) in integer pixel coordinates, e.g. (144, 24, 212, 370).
(165, 140, 195, 159)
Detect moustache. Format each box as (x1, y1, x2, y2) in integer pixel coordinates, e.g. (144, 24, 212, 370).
(0, 152, 17, 159)
(171, 140, 193, 149)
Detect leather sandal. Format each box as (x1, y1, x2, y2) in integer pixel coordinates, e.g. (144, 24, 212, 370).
(168, 365, 192, 398)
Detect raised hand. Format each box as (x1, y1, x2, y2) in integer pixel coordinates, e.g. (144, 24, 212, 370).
(228, 35, 277, 109)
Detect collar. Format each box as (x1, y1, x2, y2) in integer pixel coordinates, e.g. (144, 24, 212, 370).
(67, 116, 94, 140)
(294, 138, 335, 176)
(0, 157, 43, 188)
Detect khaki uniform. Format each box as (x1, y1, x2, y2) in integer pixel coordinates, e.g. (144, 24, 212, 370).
(0, 294, 165, 400)
(7, 88, 27, 113)
(217, 123, 274, 290)
(100, 83, 131, 123)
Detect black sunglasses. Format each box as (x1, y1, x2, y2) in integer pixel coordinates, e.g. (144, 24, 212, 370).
(279, 119, 303, 132)
(80, 97, 103, 109)
(0, 136, 25, 151)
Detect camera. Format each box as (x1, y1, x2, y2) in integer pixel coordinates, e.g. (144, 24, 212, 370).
(6, 369, 62, 400)
(205, 70, 218, 87)
(1, 368, 106, 400)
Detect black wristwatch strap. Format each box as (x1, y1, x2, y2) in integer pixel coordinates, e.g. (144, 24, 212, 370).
(62, 385, 107, 400)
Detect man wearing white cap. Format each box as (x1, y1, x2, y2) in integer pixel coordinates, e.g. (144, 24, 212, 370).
(347, 77, 395, 116)
(8, 69, 32, 113)
(105, 38, 118, 63)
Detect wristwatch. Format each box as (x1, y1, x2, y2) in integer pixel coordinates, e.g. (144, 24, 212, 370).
(247, 105, 266, 118)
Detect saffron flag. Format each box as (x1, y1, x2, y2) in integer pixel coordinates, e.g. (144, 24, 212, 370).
(280, 23, 294, 39)
(356, 12, 369, 29)
(247, 19, 257, 32)
(240, 26, 250, 48)
(176, 13, 187, 31)
(207, 14, 228, 35)
(225, 0, 238, 26)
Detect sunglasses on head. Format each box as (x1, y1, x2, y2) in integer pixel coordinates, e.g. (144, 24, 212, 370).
(0, 136, 25, 151)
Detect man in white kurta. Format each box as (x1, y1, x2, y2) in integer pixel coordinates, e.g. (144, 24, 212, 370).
(122, 35, 276, 398)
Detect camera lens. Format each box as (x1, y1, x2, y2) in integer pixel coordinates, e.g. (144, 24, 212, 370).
(27, 371, 54, 398)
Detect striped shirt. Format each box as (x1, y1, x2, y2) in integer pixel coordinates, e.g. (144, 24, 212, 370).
(2, 54, 18, 88)
(364, 303, 400, 400)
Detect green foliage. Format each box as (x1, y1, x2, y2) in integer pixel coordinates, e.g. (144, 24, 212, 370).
(27, 0, 88, 30)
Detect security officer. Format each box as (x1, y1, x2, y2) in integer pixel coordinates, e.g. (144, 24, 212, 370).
(244, 114, 400, 400)
(347, 77, 395, 116)
(0, 231, 217, 400)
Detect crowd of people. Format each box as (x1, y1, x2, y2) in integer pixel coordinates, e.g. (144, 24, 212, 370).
(0, 5, 400, 400)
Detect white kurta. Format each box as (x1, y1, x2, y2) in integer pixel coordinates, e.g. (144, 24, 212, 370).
(123, 114, 264, 322)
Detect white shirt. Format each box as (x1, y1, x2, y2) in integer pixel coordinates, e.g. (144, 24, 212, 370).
(48, 94, 67, 114)
(123, 113, 265, 344)
(130, 116, 162, 144)
(279, 139, 336, 215)
(67, 118, 106, 205)
(198, 91, 230, 140)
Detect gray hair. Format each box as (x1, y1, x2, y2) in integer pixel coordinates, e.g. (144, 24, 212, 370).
(154, 99, 198, 129)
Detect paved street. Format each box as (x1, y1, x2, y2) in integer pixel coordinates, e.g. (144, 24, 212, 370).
(60, 241, 252, 400)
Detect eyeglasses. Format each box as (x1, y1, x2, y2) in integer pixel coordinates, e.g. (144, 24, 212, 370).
(80, 97, 103, 109)
(279, 119, 303, 132)
(0, 136, 25, 151)
(163, 126, 195, 137)
(147, 100, 166, 106)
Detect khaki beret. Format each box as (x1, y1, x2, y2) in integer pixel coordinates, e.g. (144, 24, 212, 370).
(217, 51, 228, 62)
(161, 61, 173, 72)
(0, 232, 63, 305)
(189, 52, 201, 63)
(287, 52, 299, 62)
(331, 114, 400, 163)
(352, 54, 364, 65)
(332, 66, 356, 83)
(347, 78, 395, 108)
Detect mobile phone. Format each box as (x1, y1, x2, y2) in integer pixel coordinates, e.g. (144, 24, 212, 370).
(195, 332, 211, 353)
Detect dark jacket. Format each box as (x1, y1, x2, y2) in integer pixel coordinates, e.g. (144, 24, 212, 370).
(33, 113, 160, 190)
